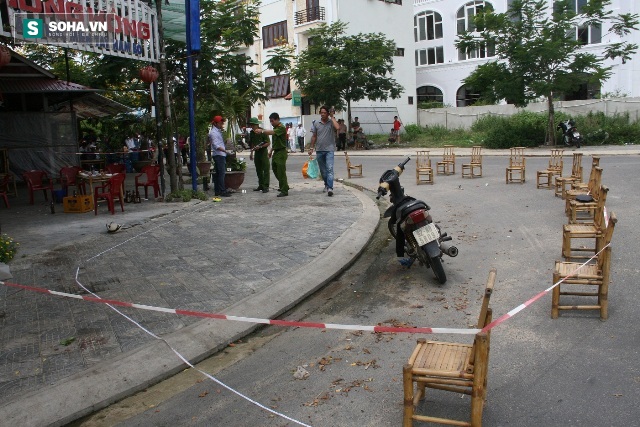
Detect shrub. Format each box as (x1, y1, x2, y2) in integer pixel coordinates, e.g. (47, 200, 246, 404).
(474, 111, 547, 148)
(0, 234, 19, 263)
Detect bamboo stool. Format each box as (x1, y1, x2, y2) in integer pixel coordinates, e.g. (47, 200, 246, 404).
(536, 149, 564, 189)
(553, 212, 617, 320)
(436, 145, 456, 175)
(403, 269, 496, 427)
(505, 147, 526, 183)
(415, 151, 434, 185)
(344, 152, 363, 178)
(555, 152, 583, 198)
(462, 146, 483, 178)
(567, 184, 608, 225)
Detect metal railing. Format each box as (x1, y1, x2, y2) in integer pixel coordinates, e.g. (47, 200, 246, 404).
(295, 6, 325, 25)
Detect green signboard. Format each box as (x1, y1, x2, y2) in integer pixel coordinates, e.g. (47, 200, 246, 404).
(292, 90, 302, 107)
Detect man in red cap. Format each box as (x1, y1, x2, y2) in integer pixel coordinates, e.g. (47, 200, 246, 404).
(209, 115, 231, 197)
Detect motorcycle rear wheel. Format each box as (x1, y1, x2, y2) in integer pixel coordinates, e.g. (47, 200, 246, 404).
(427, 253, 447, 284)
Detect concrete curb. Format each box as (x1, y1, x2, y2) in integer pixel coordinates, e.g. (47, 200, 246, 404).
(0, 186, 380, 427)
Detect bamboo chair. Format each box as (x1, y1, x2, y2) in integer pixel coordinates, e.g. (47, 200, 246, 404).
(562, 191, 608, 261)
(570, 156, 600, 193)
(461, 146, 482, 178)
(565, 167, 602, 216)
(505, 147, 526, 183)
(403, 269, 496, 427)
(536, 149, 564, 189)
(552, 212, 617, 320)
(415, 151, 434, 185)
(436, 145, 455, 175)
(567, 184, 608, 225)
(344, 152, 363, 178)
(554, 152, 583, 198)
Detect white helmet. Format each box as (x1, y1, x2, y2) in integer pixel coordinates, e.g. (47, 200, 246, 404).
(106, 222, 122, 233)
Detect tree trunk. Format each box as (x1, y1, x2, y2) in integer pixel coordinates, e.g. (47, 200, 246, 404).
(546, 94, 556, 146)
(155, 0, 177, 192)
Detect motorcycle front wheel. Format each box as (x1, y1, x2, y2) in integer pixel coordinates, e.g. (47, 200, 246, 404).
(427, 252, 447, 284)
(388, 218, 397, 238)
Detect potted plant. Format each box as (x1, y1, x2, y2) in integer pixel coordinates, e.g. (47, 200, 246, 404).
(224, 155, 246, 190)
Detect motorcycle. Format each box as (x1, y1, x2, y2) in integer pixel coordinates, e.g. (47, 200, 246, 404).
(557, 119, 583, 148)
(376, 157, 458, 284)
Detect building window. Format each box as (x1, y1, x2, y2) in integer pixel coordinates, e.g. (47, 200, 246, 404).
(456, 85, 481, 107)
(263, 21, 288, 49)
(554, 1, 601, 45)
(395, 48, 405, 57)
(417, 86, 443, 103)
(414, 11, 443, 42)
(265, 74, 290, 98)
(408, 96, 414, 105)
(415, 47, 444, 66)
(456, 1, 496, 60)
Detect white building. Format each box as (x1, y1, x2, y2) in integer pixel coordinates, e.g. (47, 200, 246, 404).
(413, 0, 640, 107)
(249, 0, 416, 133)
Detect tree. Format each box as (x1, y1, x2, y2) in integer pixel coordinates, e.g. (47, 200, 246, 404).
(456, 0, 639, 145)
(288, 21, 403, 131)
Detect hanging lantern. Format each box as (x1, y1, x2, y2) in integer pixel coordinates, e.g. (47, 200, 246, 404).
(0, 45, 11, 69)
(139, 65, 158, 83)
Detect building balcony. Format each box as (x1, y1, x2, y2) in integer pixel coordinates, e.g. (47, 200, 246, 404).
(295, 6, 325, 26)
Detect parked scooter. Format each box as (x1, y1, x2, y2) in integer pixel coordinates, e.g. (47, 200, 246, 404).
(557, 119, 583, 148)
(376, 157, 458, 284)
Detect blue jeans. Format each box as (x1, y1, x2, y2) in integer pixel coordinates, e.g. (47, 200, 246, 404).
(316, 151, 334, 190)
(212, 155, 227, 195)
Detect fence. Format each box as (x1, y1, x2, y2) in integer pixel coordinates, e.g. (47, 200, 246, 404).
(418, 97, 640, 130)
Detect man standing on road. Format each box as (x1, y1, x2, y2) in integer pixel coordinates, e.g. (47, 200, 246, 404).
(295, 123, 306, 153)
(248, 117, 270, 193)
(392, 115, 402, 143)
(309, 105, 340, 197)
(254, 112, 289, 197)
(209, 115, 231, 197)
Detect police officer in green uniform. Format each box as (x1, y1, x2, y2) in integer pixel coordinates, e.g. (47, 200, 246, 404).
(248, 117, 270, 193)
(254, 112, 289, 197)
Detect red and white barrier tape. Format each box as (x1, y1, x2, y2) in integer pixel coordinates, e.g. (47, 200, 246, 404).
(0, 281, 481, 335)
(0, 243, 610, 337)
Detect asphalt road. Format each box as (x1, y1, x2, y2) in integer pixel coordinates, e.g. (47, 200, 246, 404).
(74, 154, 640, 427)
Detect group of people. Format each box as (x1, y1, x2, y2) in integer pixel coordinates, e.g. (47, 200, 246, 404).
(208, 110, 402, 198)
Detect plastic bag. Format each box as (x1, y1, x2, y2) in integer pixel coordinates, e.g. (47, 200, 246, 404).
(302, 161, 309, 179)
(307, 157, 320, 179)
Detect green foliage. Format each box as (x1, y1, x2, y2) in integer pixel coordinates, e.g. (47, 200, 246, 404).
(472, 111, 548, 148)
(165, 189, 208, 202)
(289, 21, 403, 123)
(226, 156, 247, 172)
(417, 101, 449, 109)
(0, 233, 19, 263)
(567, 112, 640, 145)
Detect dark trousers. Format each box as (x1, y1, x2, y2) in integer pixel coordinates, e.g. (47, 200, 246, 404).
(297, 136, 305, 152)
(212, 155, 227, 195)
(338, 133, 346, 150)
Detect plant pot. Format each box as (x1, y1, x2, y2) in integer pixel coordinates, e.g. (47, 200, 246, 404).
(197, 161, 212, 177)
(224, 171, 245, 190)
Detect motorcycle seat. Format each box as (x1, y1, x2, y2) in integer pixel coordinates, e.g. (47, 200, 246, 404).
(396, 199, 430, 221)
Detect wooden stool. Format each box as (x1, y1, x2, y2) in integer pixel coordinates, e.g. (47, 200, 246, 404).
(415, 151, 434, 185)
(462, 146, 483, 178)
(505, 147, 526, 183)
(436, 145, 455, 175)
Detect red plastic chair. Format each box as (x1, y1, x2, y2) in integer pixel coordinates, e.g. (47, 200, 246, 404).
(135, 164, 160, 199)
(23, 170, 54, 204)
(0, 174, 11, 208)
(105, 163, 126, 175)
(94, 173, 125, 215)
(59, 166, 85, 195)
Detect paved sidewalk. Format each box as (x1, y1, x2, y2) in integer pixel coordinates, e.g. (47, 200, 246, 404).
(0, 167, 379, 426)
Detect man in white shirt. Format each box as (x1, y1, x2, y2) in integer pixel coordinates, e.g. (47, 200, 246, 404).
(295, 123, 306, 153)
(209, 116, 231, 197)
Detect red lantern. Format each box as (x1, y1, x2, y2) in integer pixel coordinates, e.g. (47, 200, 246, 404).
(0, 45, 11, 68)
(139, 65, 158, 83)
